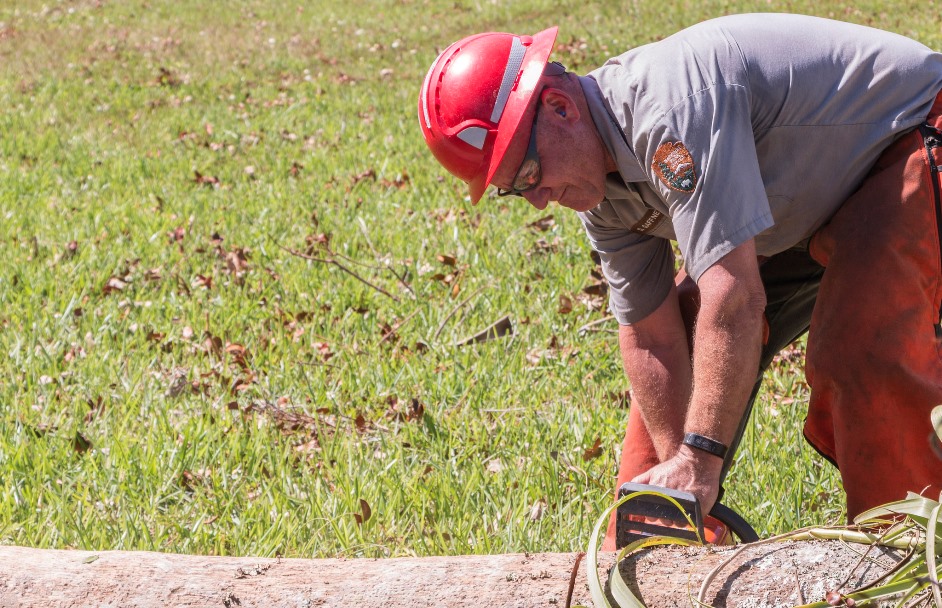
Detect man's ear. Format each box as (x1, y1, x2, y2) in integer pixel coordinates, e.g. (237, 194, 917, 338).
(540, 88, 579, 123)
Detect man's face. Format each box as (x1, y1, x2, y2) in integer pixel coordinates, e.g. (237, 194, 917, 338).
(491, 94, 608, 213)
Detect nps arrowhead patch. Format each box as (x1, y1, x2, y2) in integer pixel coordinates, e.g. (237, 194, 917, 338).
(653, 141, 698, 193)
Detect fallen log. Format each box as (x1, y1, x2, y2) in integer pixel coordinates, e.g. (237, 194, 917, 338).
(0, 539, 910, 608)
(0, 545, 603, 608)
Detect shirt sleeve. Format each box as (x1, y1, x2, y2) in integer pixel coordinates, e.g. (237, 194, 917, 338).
(578, 202, 675, 325)
(641, 85, 773, 281)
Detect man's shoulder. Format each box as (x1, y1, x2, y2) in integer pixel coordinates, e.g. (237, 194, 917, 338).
(588, 18, 752, 116)
(593, 13, 937, 86)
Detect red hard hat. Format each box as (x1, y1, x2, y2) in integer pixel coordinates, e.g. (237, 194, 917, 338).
(418, 27, 558, 203)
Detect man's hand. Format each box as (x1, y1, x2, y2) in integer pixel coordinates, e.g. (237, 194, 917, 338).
(631, 444, 723, 515)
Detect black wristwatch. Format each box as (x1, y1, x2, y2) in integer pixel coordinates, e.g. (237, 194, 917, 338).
(682, 432, 729, 459)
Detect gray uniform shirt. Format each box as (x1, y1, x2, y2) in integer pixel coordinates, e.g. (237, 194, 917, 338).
(578, 13, 942, 324)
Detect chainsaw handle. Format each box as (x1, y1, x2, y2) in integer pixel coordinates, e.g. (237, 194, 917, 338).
(709, 502, 759, 543)
(615, 482, 759, 547)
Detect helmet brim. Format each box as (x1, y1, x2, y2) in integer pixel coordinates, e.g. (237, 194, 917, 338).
(469, 26, 558, 204)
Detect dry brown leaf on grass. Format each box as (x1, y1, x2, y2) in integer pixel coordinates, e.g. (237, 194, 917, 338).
(63, 344, 86, 364)
(455, 315, 513, 346)
(525, 348, 545, 366)
(101, 276, 128, 295)
(558, 294, 573, 314)
(377, 310, 420, 346)
(73, 431, 92, 454)
(576, 291, 605, 311)
(154, 66, 181, 87)
(192, 170, 220, 188)
(582, 437, 603, 461)
(168, 226, 186, 243)
(529, 499, 547, 521)
(312, 341, 334, 361)
(247, 399, 325, 435)
(223, 248, 251, 277)
(306, 232, 330, 252)
(385, 397, 424, 423)
(83, 396, 105, 423)
(527, 215, 556, 232)
(529, 236, 562, 255)
(380, 171, 410, 189)
(165, 368, 189, 398)
(353, 498, 372, 525)
(192, 274, 213, 289)
(349, 168, 375, 188)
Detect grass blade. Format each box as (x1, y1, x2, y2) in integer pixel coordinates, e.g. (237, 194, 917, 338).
(926, 502, 941, 608)
(886, 555, 927, 585)
(794, 576, 926, 608)
(609, 536, 700, 608)
(932, 405, 942, 443)
(585, 490, 706, 608)
(855, 495, 940, 527)
(608, 561, 647, 608)
(585, 496, 623, 608)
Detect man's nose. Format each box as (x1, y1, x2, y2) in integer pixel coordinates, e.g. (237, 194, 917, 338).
(523, 188, 550, 211)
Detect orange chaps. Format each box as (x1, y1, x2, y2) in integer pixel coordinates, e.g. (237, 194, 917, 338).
(604, 99, 942, 549)
(804, 99, 942, 517)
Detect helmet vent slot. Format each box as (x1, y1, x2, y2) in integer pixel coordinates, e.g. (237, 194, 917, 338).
(490, 37, 525, 124)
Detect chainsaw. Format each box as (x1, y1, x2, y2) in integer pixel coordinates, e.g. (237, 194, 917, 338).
(615, 482, 759, 547)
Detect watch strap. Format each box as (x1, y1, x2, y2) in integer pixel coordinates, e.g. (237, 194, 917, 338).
(683, 432, 728, 459)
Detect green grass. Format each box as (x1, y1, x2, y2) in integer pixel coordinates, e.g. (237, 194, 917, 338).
(0, 0, 934, 558)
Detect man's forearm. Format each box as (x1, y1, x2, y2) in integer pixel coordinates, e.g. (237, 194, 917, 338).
(620, 336, 691, 459)
(683, 240, 766, 448)
(618, 285, 694, 461)
(685, 294, 764, 446)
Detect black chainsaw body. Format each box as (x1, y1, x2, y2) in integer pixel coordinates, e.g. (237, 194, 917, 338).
(615, 482, 759, 548)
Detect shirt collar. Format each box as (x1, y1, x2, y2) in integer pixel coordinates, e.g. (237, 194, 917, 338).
(578, 74, 648, 183)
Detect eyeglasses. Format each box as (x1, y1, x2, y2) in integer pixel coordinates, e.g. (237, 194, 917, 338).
(495, 62, 567, 198)
(497, 103, 542, 198)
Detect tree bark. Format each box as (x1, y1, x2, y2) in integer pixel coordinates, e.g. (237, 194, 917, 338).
(0, 540, 909, 608)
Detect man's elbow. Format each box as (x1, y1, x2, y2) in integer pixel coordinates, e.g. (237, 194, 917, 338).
(699, 279, 766, 331)
(741, 284, 767, 319)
